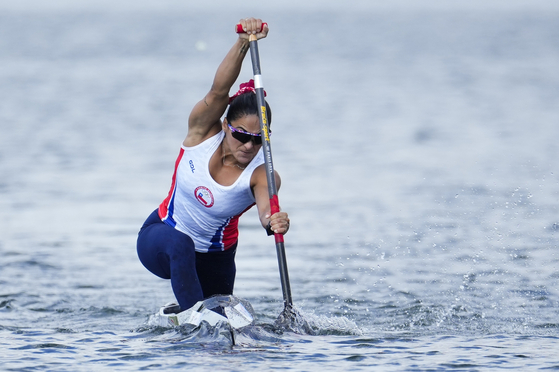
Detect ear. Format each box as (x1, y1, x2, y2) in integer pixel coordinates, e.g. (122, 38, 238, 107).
(222, 118, 228, 132)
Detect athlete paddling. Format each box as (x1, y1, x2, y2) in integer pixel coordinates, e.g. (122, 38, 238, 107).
(137, 18, 290, 313)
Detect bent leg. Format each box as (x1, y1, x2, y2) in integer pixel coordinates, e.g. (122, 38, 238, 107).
(137, 210, 204, 310)
(195, 245, 237, 298)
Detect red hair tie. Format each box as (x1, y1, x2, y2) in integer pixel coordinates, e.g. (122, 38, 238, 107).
(229, 79, 267, 104)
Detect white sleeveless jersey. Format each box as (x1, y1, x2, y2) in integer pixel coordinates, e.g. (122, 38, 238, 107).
(158, 131, 264, 253)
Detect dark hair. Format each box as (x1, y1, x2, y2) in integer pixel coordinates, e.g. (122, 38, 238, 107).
(226, 93, 272, 126)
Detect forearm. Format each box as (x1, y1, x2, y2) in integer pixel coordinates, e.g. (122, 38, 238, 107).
(210, 38, 250, 98)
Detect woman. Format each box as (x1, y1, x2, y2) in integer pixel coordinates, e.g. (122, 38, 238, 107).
(137, 18, 290, 313)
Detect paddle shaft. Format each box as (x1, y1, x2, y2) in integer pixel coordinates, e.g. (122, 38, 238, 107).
(247, 33, 293, 309)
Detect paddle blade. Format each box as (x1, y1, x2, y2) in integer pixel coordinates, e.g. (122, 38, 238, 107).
(274, 305, 315, 335)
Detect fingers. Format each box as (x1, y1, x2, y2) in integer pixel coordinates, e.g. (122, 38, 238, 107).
(243, 18, 261, 34)
(269, 212, 290, 235)
(237, 17, 268, 39)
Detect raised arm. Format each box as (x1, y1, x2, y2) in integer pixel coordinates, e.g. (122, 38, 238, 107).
(184, 18, 269, 147)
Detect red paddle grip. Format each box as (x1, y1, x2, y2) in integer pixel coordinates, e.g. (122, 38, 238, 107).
(270, 195, 281, 215)
(236, 22, 268, 34)
(270, 195, 284, 243)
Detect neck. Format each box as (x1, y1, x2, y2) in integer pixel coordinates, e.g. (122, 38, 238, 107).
(221, 143, 246, 170)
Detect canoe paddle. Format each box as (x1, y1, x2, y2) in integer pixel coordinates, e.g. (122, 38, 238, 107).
(236, 22, 294, 314)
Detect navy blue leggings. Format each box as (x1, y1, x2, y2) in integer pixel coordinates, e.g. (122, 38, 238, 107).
(137, 210, 237, 311)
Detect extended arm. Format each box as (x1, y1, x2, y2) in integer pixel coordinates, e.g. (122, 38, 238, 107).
(184, 18, 269, 147)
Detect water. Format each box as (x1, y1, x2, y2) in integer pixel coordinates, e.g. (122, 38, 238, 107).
(2, 3, 559, 370)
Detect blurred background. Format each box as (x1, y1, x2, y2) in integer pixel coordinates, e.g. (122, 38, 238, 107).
(1, 0, 559, 369)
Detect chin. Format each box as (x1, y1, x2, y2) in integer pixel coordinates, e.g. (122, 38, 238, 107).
(238, 152, 255, 163)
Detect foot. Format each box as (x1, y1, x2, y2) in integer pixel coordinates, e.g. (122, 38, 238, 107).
(162, 303, 182, 314)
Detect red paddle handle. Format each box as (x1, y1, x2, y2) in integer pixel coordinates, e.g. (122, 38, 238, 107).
(236, 22, 268, 34)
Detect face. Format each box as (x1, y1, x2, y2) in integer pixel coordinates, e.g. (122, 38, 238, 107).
(224, 115, 262, 164)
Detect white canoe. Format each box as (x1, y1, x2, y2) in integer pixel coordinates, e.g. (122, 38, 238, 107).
(154, 295, 255, 329)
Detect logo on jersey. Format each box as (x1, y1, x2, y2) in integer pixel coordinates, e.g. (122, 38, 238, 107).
(194, 186, 214, 208)
(189, 159, 195, 173)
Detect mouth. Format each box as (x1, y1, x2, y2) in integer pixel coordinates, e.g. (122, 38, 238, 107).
(239, 151, 253, 158)
(240, 147, 255, 154)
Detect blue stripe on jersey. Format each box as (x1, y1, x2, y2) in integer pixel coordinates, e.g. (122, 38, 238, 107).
(208, 218, 231, 252)
(164, 185, 178, 228)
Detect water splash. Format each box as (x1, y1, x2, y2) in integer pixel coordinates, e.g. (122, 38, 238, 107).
(274, 306, 363, 336)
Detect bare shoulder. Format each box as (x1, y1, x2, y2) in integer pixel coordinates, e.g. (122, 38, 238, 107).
(183, 121, 222, 147)
(184, 89, 229, 146)
(250, 164, 281, 189)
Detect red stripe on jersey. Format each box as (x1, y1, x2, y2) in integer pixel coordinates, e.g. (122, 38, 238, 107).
(221, 203, 255, 250)
(158, 148, 185, 220)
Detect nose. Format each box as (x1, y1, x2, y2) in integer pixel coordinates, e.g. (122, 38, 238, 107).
(244, 139, 255, 149)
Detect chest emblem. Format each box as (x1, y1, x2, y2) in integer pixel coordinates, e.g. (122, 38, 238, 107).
(194, 186, 214, 208)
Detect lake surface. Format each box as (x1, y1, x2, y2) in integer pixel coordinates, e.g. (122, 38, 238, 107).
(1, 4, 559, 371)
